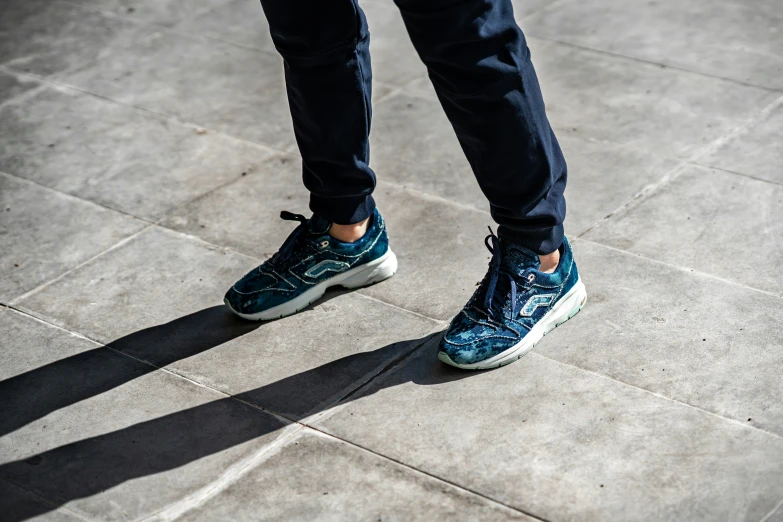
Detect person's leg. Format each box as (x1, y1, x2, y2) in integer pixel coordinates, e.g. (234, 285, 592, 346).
(260, 0, 376, 227)
(394, 0, 586, 369)
(224, 1, 398, 321)
(394, 0, 566, 258)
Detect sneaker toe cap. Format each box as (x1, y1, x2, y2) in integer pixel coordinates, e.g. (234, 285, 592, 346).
(438, 335, 518, 366)
(224, 270, 284, 316)
(438, 312, 520, 366)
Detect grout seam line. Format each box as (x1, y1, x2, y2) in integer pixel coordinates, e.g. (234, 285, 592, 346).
(353, 291, 447, 325)
(139, 425, 306, 522)
(7, 225, 154, 306)
(0, 83, 49, 111)
(0, 64, 289, 158)
(0, 169, 156, 225)
(575, 160, 689, 238)
(529, 352, 783, 442)
(688, 95, 783, 162)
(301, 426, 550, 522)
(525, 33, 783, 94)
(303, 332, 441, 429)
(575, 237, 783, 301)
(576, 92, 783, 238)
(760, 497, 783, 522)
(689, 161, 783, 188)
(516, 0, 571, 21)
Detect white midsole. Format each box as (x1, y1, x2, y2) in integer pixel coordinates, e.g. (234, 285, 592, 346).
(440, 278, 587, 370)
(226, 249, 398, 321)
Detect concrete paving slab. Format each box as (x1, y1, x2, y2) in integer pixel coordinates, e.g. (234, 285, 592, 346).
(0, 479, 83, 522)
(361, 0, 428, 88)
(162, 154, 310, 259)
(584, 164, 783, 296)
(68, 0, 231, 26)
(13, 225, 257, 342)
(0, 172, 146, 303)
(524, 0, 783, 90)
(0, 306, 99, 382)
(360, 185, 493, 321)
(510, 0, 554, 18)
(371, 88, 682, 234)
(0, 86, 277, 220)
(173, 0, 277, 54)
(498, 37, 776, 159)
(60, 31, 298, 151)
(369, 89, 477, 206)
(0, 70, 40, 107)
(315, 337, 783, 522)
(0, 0, 153, 78)
(0, 308, 292, 522)
(700, 101, 783, 186)
(181, 430, 534, 522)
(542, 240, 783, 436)
(768, 502, 783, 522)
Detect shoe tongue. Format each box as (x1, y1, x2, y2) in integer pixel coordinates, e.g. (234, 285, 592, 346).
(500, 238, 540, 276)
(307, 214, 331, 235)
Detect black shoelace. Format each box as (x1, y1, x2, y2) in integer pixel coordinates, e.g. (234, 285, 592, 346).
(480, 227, 534, 320)
(268, 211, 312, 269)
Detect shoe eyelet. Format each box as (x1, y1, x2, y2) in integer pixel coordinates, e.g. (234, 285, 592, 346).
(527, 273, 536, 283)
(320, 240, 330, 248)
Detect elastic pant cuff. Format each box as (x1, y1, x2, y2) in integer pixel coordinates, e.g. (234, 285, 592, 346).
(497, 224, 564, 256)
(309, 194, 376, 225)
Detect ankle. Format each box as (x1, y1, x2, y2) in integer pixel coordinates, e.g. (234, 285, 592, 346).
(538, 248, 560, 274)
(329, 217, 369, 243)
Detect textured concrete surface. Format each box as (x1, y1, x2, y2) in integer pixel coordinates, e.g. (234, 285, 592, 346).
(0, 87, 278, 220)
(181, 431, 536, 522)
(1, 0, 782, 520)
(315, 339, 783, 522)
(585, 164, 783, 296)
(0, 172, 146, 301)
(524, 0, 783, 90)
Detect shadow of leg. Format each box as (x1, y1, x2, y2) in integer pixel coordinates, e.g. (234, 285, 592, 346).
(0, 306, 260, 437)
(1, 333, 475, 521)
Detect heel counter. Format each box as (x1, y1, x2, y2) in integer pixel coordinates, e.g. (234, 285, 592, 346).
(359, 210, 390, 265)
(562, 237, 580, 290)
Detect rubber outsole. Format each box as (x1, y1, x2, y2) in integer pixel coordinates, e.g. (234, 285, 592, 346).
(438, 278, 587, 370)
(225, 250, 398, 321)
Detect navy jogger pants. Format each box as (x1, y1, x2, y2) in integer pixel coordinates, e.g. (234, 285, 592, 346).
(259, 0, 567, 255)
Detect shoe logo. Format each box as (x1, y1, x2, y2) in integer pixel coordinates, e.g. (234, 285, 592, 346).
(304, 259, 351, 278)
(519, 294, 556, 317)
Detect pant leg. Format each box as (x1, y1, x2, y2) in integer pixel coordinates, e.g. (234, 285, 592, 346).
(259, 0, 375, 225)
(394, 0, 566, 255)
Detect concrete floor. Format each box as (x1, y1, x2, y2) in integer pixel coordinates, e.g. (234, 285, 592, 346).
(1, 0, 783, 520)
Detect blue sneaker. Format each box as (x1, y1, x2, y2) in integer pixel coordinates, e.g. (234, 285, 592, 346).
(224, 209, 396, 320)
(438, 229, 586, 370)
